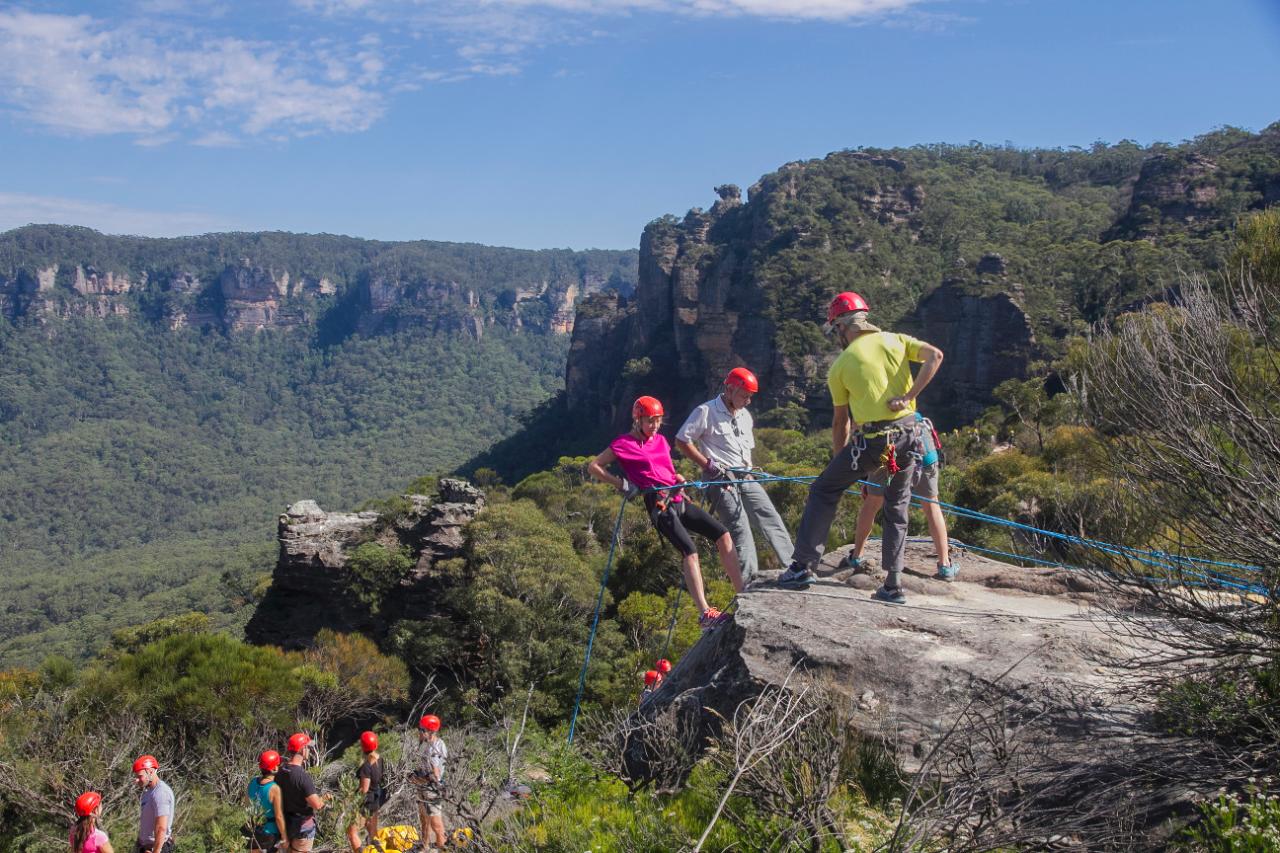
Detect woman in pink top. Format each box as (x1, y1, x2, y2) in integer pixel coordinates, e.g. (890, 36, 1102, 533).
(70, 792, 114, 853)
(588, 396, 743, 630)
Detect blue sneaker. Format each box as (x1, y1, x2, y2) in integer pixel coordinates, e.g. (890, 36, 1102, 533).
(935, 563, 957, 581)
(776, 562, 818, 590)
(872, 586, 907, 604)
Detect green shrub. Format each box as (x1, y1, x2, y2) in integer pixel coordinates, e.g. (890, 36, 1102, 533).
(1180, 789, 1280, 852)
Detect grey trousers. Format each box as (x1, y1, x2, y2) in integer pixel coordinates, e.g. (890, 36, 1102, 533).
(792, 429, 917, 590)
(707, 477, 795, 582)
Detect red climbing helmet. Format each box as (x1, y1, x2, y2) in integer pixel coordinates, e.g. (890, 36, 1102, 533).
(360, 731, 379, 752)
(287, 732, 311, 754)
(724, 367, 759, 394)
(656, 658, 672, 674)
(259, 750, 282, 772)
(643, 670, 659, 686)
(420, 714, 442, 732)
(132, 755, 158, 774)
(632, 396, 664, 420)
(826, 291, 870, 325)
(75, 792, 101, 817)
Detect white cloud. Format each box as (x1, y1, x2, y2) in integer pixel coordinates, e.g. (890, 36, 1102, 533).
(0, 192, 232, 237)
(0, 10, 387, 143)
(298, 0, 923, 21)
(287, 0, 928, 72)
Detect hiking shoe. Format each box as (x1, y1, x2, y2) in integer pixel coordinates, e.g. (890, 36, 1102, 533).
(776, 562, 818, 589)
(935, 563, 957, 581)
(699, 607, 727, 630)
(872, 586, 907, 605)
(840, 554, 866, 572)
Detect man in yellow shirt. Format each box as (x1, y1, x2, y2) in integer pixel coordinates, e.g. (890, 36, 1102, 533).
(775, 291, 944, 604)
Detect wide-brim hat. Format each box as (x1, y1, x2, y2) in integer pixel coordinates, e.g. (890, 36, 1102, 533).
(824, 310, 879, 334)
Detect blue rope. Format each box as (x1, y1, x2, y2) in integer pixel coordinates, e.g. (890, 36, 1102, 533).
(567, 493, 630, 744)
(648, 470, 1264, 590)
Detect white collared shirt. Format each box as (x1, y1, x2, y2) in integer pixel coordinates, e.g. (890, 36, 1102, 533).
(676, 394, 754, 469)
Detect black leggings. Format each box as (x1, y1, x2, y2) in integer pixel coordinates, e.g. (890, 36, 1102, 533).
(647, 497, 729, 557)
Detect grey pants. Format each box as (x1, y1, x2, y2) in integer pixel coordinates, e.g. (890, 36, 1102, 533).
(707, 477, 795, 583)
(792, 428, 917, 590)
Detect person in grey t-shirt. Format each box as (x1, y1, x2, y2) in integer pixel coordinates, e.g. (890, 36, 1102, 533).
(132, 754, 174, 853)
(676, 367, 794, 583)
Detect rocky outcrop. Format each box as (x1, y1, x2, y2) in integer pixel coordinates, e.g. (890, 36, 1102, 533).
(0, 264, 135, 320)
(913, 277, 1042, 428)
(0, 266, 56, 321)
(245, 479, 485, 649)
(633, 542, 1211, 847)
(1108, 153, 1223, 239)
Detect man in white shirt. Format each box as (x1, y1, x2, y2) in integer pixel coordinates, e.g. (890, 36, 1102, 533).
(676, 367, 794, 583)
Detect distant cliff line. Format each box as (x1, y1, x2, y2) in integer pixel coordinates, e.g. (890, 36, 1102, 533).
(0, 225, 638, 337)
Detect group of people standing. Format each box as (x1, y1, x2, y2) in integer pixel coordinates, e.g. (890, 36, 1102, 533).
(589, 290, 952, 627)
(69, 716, 450, 853)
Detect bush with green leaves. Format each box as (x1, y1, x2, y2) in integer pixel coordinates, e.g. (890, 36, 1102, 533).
(1179, 788, 1280, 852)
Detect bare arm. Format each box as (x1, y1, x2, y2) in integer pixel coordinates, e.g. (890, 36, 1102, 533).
(831, 405, 851, 457)
(270, 785, 288, 847)
(153, 816, 169, 851)
(890, 344, 944, 411)
(587, 447, 628, 493)
(305, 792, 325, 811)
(99, 838, 114, 853)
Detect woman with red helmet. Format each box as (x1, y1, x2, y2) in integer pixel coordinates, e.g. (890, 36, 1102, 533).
(71, 792, 113, 853)
(587, 395, 744, 630)
(411, 715, 448, 852)
(346, 732, 384, 853)
(246, 751, 287, 852)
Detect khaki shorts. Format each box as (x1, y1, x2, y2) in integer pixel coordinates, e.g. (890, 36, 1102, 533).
(862, 462, 938, 500)
(418, 799, 443, 818)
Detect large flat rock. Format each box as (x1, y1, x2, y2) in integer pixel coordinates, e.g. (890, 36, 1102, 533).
(635, 541, 1215, 846)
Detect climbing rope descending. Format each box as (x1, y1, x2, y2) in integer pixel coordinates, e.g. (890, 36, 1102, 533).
(658, 585, 683, 666)
(566, 464, 1271, 742)
(567, 493, 631, 744)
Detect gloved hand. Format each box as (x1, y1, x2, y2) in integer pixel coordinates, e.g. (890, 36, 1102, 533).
(618, 477, 640, 498)
(703, 462, 728, 482)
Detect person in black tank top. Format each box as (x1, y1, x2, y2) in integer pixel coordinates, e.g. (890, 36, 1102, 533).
(347, 731, 384, 853)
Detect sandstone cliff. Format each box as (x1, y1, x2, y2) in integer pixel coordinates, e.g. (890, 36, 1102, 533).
(564, 168, 1041, 433)
(0, 226, 637, 337)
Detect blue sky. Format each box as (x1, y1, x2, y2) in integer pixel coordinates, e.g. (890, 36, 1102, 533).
(0, 0, 1276, 249)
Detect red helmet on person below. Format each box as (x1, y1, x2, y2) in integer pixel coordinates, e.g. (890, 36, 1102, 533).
(643, 670, 659, 686)
(826, 291, 871, 325)
(75, 792, 101, 817)
(259, 750, 282, 772)
(656, 658, 672, 674)
(632, 396, 664, 420)
(360, 731, 379, 753)
(420, 714, 442, 732)
(132, 755, 158, 774)
(287, 732, 311, 754)
(724, 367, 758, 394)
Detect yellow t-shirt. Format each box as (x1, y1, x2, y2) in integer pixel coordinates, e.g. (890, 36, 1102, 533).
(827, 331, 926, 425)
